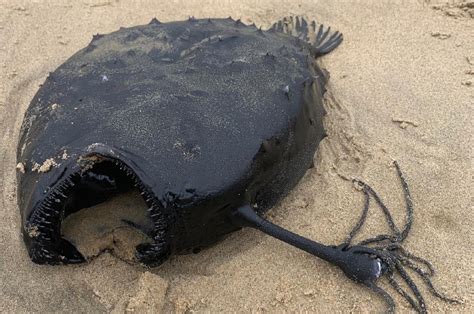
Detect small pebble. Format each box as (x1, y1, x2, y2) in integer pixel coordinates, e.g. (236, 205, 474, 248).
(16, 162, 25, 173)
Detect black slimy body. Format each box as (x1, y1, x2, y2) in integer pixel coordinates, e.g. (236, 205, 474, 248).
(17, 16, 456, 313)
(18, 16, 336, 265)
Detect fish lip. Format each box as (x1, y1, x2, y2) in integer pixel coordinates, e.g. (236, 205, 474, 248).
(22, 143, 171, 266)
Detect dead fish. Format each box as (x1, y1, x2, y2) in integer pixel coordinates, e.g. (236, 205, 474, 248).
(16, 16, 458, 313)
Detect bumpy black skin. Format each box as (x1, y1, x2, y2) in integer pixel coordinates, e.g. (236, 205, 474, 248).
(17, 17, 330, 266)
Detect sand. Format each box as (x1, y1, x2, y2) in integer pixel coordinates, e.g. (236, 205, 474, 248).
(61, 190, 154, 264)
(0, 0, 472, 312)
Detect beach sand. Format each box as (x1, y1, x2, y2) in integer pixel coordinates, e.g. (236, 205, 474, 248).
(0, 0, 472, 312)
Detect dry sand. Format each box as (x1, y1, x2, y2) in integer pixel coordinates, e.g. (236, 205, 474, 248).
(0, 0, 473, 312)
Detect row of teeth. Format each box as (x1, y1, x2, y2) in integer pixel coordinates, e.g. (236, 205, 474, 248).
(109, 159, 168, 244)
(29, 157, 170, 261)
(31, 175, 78, 238)
(28, 174, 79, 261)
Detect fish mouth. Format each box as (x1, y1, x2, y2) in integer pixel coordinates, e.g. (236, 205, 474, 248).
(23, 151, 171, 266)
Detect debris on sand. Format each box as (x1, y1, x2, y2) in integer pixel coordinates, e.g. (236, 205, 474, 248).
(431, 32, 451, 40)
(89, 1, 112, 8)
(32, 158, 57, 173)
(16, 162, 25, 173)
(392, 118, 419, 129)
(25, 224, 40, 238)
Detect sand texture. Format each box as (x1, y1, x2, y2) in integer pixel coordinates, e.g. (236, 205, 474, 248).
(0, 0, 472, 313)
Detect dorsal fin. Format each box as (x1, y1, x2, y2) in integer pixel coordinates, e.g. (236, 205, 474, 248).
(270, 16, 343, 58)
(149, 18, 161, 25)
(91, 33, 104, 42)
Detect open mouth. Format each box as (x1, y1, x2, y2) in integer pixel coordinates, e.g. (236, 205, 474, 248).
(26, 155, 169, 265)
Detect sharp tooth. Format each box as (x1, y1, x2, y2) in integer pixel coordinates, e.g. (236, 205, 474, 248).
(39, 225, 54, 233)
(56, 191, 67, 198)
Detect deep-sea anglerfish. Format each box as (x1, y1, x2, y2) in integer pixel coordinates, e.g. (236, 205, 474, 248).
(16, 16, 458, 313)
